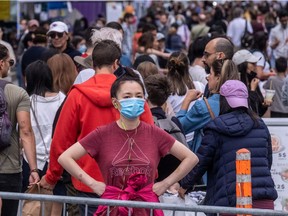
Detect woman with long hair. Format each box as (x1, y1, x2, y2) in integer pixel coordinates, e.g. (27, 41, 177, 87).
(233, 49, 270, 117)
(177, 59, 239, 153)
(24, 60, 66, 215)
(47, 53, 78, 95)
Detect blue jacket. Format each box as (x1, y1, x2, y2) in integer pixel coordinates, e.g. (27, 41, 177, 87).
(180, 110, 277, 207)
(176, 94, 220, 152)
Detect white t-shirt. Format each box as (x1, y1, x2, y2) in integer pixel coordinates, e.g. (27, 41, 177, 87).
(189, 65, 208, 86)
(227, 17, 253, 47)
(24, 92, 66, 170)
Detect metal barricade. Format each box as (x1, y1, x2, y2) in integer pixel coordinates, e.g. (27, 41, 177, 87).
(0, 192, 287, 216)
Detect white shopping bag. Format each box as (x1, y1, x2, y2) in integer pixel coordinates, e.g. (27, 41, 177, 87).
(159, 192, 185, 216)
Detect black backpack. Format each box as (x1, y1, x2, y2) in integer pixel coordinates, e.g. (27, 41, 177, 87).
(0, 80, 12, 151)
(241, 20, 254, 48)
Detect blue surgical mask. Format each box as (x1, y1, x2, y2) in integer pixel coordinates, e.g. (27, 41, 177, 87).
(78, 44, 87, 53)
(119, 98, 145, 119)
(176, 20, 183, 26)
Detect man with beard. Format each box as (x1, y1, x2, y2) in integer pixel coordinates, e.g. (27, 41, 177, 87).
(202, 36, 234, 97)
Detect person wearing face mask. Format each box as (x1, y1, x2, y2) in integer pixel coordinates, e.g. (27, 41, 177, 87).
(71, 35, 87, 55)
(39, 40, 154, 216)
(233, 49, 271, 117)
(57, 69, 199, 216)
(269, 9, 288, 60)
(175, 14, 190, 49)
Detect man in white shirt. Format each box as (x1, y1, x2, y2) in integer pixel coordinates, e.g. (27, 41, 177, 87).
(227, 7, 253, 49)
(269, 9, 288, 59)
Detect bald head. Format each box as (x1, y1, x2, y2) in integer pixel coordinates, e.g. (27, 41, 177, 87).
(214, 37, 234, 60)
(203, 37, 234, 68)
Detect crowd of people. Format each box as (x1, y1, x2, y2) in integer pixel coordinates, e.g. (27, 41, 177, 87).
(0, 1, 288, 216)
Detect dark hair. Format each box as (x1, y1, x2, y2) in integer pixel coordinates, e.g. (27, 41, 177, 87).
(275, 57, 287, 73)
(110, 68, 144, 99)
(71, 35, 84, 49)
(145, 74, 171, 106)
(251, 31, 268, 51)
(0, 44, 9, 60)
(92, 40, 121, 68)
(32, 27, 47, 44)
(25, 60, 54, 96)
(84, 27, 98, 48)
(237, 62, 249, 84)
(219, 95, 259, 124)
(105, 21, 124, 32)
(142, 23, 157, 33)
(167, 51, 195, 96)
(138, 32, 154, 51)
(188, 36, 210, 63)
(23, 32, 33, 49)
(278, 9, 288, 19)
(40, 48, 60, 62)
(123, 13, 134, 21)
(133, 54, 155, 69)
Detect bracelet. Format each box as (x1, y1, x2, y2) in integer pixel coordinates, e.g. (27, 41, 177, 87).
(30, 168, 39, 174)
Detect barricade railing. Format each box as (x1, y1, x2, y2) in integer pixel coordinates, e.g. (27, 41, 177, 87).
(0, 192, 287, 216)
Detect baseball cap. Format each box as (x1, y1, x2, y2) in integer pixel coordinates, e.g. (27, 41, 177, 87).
(156, 33, 165, 41)
(74, 55, 92, 69)
(220, 80, 248, 108)
(232, 49, 261, 66)
(28, 19, 39, 28)
(47, 21, 68, 35)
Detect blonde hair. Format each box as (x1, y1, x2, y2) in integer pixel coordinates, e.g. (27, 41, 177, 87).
(47, 53, 77, 94)
(136, 61, 158, 79)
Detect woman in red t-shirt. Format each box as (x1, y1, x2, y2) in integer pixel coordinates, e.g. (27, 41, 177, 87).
(58, 69, 199, 216)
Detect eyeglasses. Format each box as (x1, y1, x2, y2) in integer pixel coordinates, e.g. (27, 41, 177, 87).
(203, 51, 217, 58)
(49, 32, 64, 39)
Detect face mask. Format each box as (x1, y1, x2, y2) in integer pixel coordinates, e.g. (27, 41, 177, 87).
(281, 23, 287, 29)
(176, 20, 183, 26)
(119, 98, 145, 119)
(78, 44, 87, 53)
(247, 71, 257, 82)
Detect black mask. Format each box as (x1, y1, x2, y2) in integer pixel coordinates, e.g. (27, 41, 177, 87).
(204, 62, 210, 74)
(247, 71, 257, 82)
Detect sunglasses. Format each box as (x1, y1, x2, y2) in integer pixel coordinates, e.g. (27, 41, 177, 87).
(49, 32, 64, 39)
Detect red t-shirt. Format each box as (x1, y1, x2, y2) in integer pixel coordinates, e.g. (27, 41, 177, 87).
(79, 121, 175, 189)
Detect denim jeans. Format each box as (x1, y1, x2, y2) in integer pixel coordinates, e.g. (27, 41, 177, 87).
(0, 172, 22, 216)
(77, 190, 99, 216)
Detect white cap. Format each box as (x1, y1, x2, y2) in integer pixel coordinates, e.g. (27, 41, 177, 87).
(156, 33, 165, 41)
(47, 21, 68, 34)
(232, 49, 261, 66)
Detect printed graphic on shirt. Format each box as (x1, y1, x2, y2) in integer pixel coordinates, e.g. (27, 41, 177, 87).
(110, 137, 151, 178)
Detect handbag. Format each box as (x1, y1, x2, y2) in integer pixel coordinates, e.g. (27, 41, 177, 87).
(241, 20, 254, 48)
(22, 183, 53, 216)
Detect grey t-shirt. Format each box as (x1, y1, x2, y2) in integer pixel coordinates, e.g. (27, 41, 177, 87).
(0, 83, 30, 174)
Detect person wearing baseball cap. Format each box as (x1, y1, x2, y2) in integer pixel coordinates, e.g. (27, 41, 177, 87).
(179, 79, 277, 210)
(233, 49, 270, 117)
(47, 21, 81, 64)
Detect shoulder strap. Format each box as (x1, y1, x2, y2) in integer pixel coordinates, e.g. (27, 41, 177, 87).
(0, 80, 10, 90)
(30, 104, 49, 156)
(203, 97, 215, 120)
